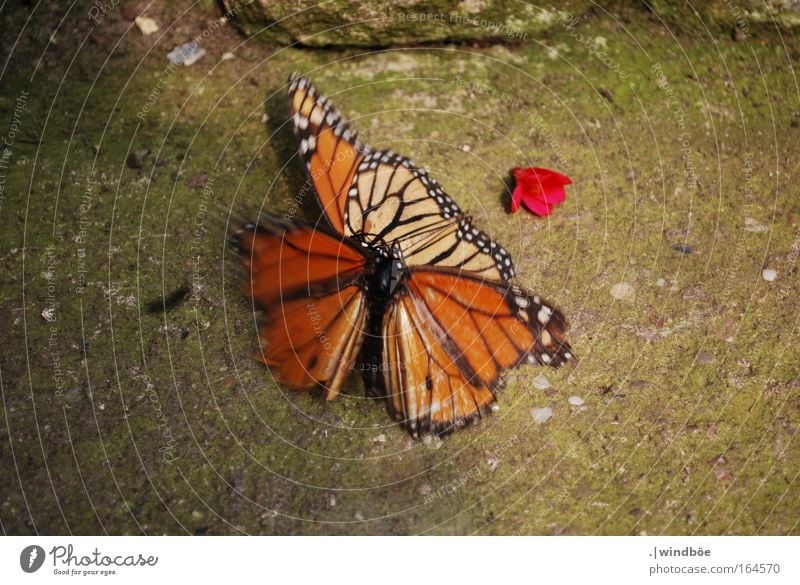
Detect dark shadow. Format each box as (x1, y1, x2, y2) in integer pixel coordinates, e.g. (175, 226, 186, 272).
(262, 84, 324, 224)
(497, 168, 516, 213)
(146, 284, 190, 314)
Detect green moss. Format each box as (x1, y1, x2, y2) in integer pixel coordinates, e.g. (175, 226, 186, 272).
(1, 1, 798, 535)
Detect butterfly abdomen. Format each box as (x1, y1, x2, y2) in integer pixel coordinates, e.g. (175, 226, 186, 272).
(360, 253, 409, 397)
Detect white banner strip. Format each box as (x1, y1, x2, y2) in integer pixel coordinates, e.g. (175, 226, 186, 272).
(1, 536, 797, 584)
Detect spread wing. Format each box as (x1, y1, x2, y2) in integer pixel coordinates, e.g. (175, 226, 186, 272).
(288, 73, 515, 281)
(380, 267, 573, 436)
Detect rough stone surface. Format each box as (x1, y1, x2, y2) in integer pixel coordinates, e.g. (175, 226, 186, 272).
(223, 1, 800, 47)
(222, 0, 591, 47)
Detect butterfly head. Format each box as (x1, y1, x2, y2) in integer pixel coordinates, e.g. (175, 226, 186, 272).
(367, 242, 407, 299)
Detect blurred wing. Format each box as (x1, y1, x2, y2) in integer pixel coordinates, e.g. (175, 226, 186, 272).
(289, 73, 515, 280)
(382, 267, 572, 435)
(231, 215, 368, 399)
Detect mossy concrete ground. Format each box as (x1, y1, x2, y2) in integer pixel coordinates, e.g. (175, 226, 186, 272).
(1, 1, 798, 535)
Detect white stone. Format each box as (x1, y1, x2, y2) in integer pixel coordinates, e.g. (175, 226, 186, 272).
(533, 375, 551, 390)
(655, 278, 666, 287)
(568, 396, 585, 406)
(762, 268, 777, 282)
(167, 41, 206, 66)
(530, 406, 553, 424)
(744, 217, 768, 233)
(134, 16, 159, 35)
(610, 282, 635, 301)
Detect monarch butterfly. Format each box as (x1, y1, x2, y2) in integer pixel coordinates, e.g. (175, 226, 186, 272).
(231, 73, 573, 437)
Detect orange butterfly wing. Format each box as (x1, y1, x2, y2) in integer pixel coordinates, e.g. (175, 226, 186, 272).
(382, 268, 572, 435)
(232, 216, 368, 399)
(288, 74, 365, 235)
(382, 296, 497, 436)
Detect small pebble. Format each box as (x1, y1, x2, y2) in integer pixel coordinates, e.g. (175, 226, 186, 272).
(373, 433, 386, 444)
(532, 375, 551, 390)
(762, 268, 777, 282)
(655, 278, 666, 287)
(530, 406, 553, 424)
(328, 493, 337, 507)
(744, 217, 767, 233)
(221, 51, 235, 61)
(64, 387, 83, 403)
(714, 468, 731, 481)
(354, 511, 365, 521)
(695, 352, 714, 365)
(568, 396, 585, 406)
(187, 172, 209, 189)
(461, 144, 471, 152)
(672, 243, 692, 254)
(134, 16, 159, 35)
(167, 41, 206, 66)
(191, 510, 205, 521)
(490, 403, 500, 413)
(610, 282, 635, 302)
(260, 113, 269, 123)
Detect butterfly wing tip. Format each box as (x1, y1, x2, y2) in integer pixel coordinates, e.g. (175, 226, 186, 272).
(551, 346, 576, 368)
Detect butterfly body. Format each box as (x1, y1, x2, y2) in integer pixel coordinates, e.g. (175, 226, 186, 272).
(360, 246, 405, 394)
(233, 74, 573, 437)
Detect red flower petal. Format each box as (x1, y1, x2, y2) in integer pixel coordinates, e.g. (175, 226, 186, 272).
(523, 196, 553, 216)
(541, 184, 567, 205)
(510, 166, 571, 217)
(510, 184, 524, 212)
